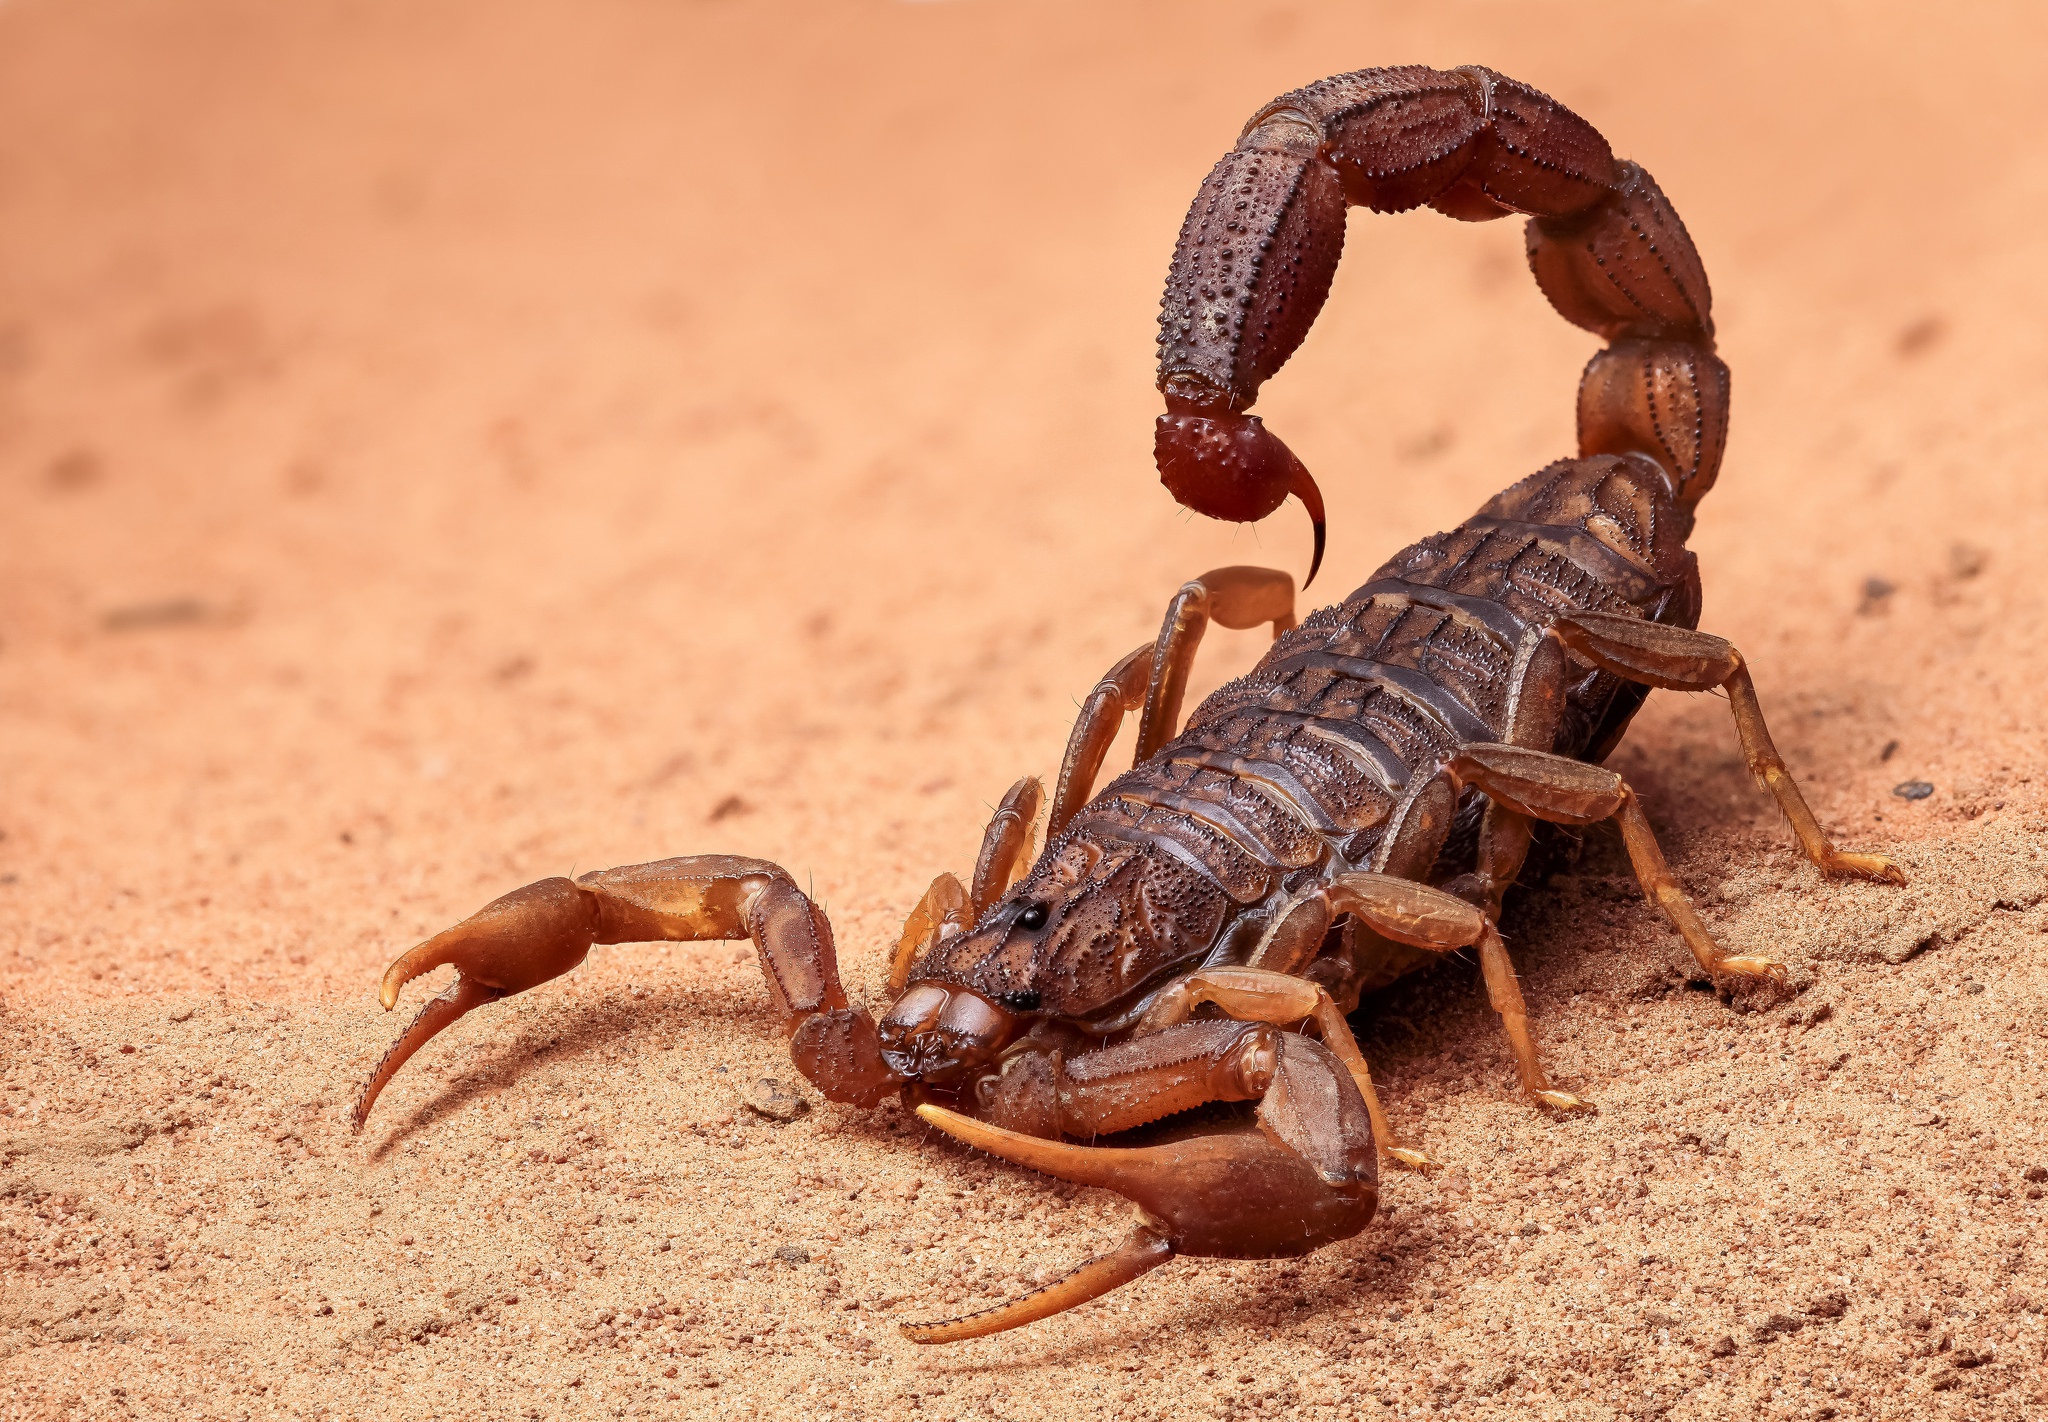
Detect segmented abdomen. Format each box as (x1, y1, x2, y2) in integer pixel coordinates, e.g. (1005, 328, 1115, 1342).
(1069, 454, 1700, 905)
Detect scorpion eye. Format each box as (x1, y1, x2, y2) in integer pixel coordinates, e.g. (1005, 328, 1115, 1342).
(997, 989, 1041, 1012)
(1016, 903, 1048, 931)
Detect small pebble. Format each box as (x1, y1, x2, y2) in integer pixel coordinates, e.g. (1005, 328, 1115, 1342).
(740, 1078, 809, 1122)
(1892, 780, 1935, 801)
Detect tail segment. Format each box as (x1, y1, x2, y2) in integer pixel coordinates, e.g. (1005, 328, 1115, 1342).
(1153, 65, 1725, 575)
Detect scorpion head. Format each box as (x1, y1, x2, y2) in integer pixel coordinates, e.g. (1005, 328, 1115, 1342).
(875, 981, 1020, 1084)
(891, 833, 1232, 1059)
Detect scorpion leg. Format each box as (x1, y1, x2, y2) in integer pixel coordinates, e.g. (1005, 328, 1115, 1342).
(1332, 871, 1589, 1113)
(1345, 761, 1591, 1112)
(910, 1021, 1375, 1343)
(1134, 566, 1297, 762)
(1049, 564, 1296, 837)
(354, 856, 902, 1131)
(890, 871, 970, 996)
(1356, 804, 1590, 1113)
(893, 777, 1044, 994)
(1448, 743, 1787, 985)
(1554, 612, 1906, 884)
(969, 776, 1045, 916)
(1049, 644, 1153, 839)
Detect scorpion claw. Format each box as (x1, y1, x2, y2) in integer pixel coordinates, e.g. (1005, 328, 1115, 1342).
(355, 876, 599, 1131)
(900, 1224, 1175, 1345)
(917, 1086, 1374, 1264)
(352, 974, 507, 1132)
(1717, 955, 1787, 984)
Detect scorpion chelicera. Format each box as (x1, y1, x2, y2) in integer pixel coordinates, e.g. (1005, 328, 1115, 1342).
(352, 65, 1905, 1343)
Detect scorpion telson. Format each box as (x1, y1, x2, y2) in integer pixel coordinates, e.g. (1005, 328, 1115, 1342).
(353, 64, 1905, 1345)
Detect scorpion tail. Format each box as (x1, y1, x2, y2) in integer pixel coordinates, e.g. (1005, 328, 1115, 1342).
(900, 1224, 1175, 1345)
(1154, 407, 1326, 588)
(1156, 68, 1730, 571)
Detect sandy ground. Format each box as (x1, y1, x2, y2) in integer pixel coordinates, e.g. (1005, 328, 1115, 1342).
(3, 1, 2048, 1418)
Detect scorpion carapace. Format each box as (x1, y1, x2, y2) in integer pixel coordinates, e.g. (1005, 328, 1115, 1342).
(351, 66, 1905, 1347)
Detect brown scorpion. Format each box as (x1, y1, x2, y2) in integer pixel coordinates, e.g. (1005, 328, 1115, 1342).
(351, 65, 1905, 1344)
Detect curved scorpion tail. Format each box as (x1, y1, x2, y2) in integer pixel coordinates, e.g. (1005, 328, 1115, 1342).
(1531, 161, 1728, 514)
(1153, 64, 1726, 577)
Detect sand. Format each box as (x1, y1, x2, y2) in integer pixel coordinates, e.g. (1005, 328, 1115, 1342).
(3, 1, 2047, 1418)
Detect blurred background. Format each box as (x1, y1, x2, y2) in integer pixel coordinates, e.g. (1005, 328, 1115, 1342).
(5, 4, 2048, 1419)
(4, 0, 2042, 1007)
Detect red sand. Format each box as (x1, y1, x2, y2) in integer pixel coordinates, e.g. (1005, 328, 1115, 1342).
(3, 2, 2047, 1418)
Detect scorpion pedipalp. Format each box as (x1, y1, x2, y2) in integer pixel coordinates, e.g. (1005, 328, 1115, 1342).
(906, 1041, 1377, 1340)
(354, 876, 599, 1131)
(353, 856, 906, 1132)
(899, 1223, 1176, 1346)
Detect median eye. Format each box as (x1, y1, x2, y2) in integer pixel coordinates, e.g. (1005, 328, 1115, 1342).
(997, 989, 1042, 1012)
(1016, 903, 1048, 931)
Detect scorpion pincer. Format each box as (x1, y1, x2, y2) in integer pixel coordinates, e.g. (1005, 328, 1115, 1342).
(350, 65, 1905, 1345)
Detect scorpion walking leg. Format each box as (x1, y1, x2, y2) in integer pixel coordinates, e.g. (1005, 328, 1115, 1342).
(1273, 869, 1589, 1116)
(1135, 566, 1296, 762)
(1448, 744, 1786, 984)
(892, 777, 1044, 994)
(890, 871, 970, 996)
(969, 776, 1045, 915)
(1554, 612, 1905, 884)
(355, 856, 902, 1131)
(1049, 643, 1153, 839)
(1453, 804, 1599, 1108)
(1346, 799, 1591, 1113)
(1047, 565, 1295, 838)
(912, 1020, 1375, 1343)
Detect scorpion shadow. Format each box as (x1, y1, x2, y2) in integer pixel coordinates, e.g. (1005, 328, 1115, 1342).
(357, 980, 769, 1161)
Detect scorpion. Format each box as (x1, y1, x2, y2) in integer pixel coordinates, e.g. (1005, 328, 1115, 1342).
(351, 65, 1905, 1344)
